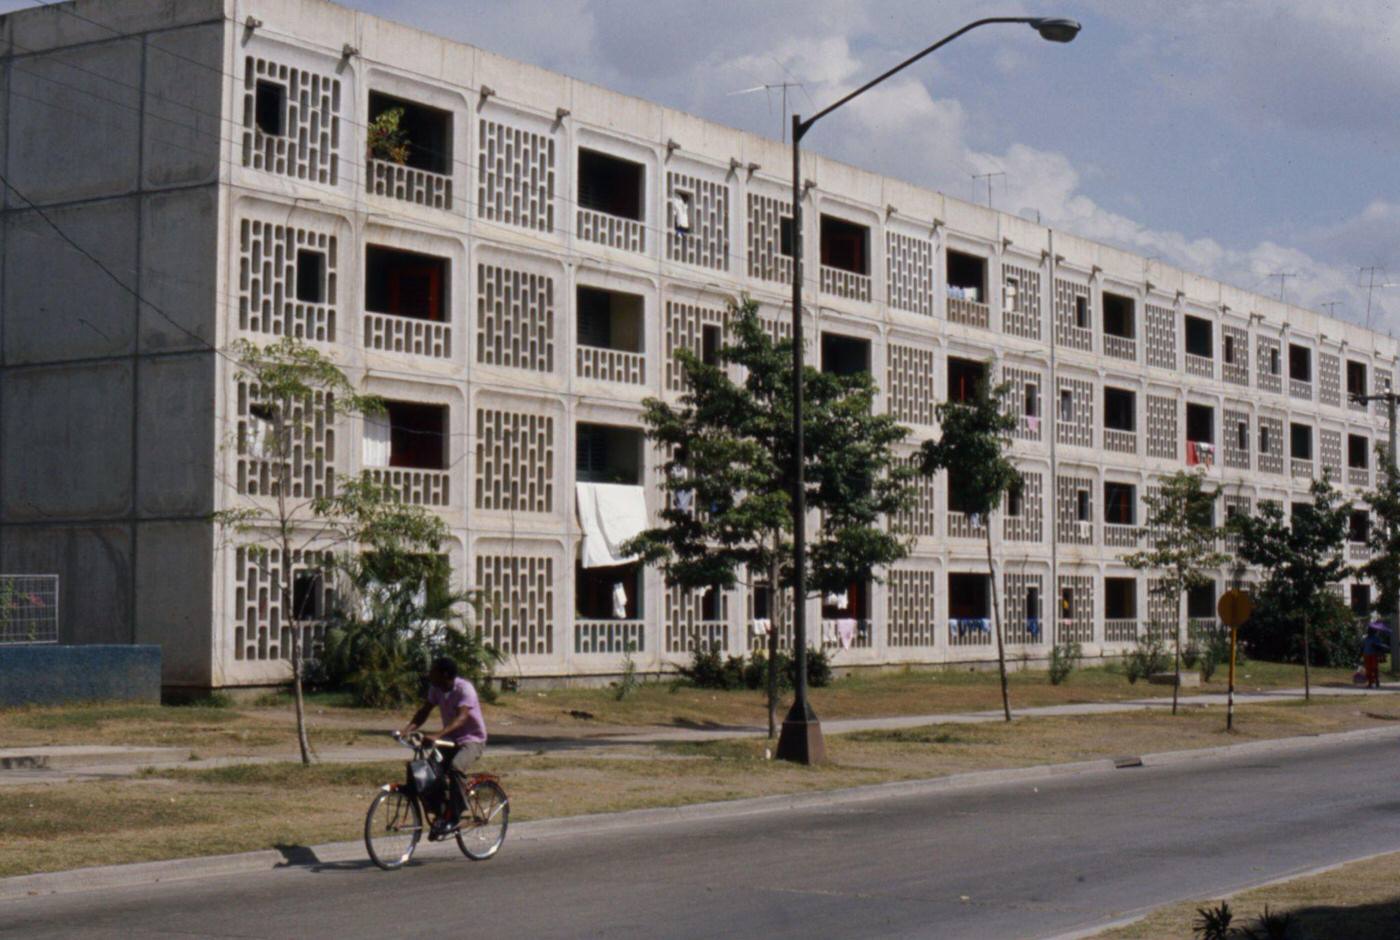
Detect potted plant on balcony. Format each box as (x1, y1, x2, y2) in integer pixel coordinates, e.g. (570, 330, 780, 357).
(367, 106, 410, 164)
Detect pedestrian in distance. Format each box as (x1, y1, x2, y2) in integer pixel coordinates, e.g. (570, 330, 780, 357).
(1361, 621, 1390, 690)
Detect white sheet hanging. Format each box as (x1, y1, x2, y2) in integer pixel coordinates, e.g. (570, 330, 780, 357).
(672, 193, 692, 232)
(576, 482, 649, 569)
(363, 412, 392, 468)
(751, 617, 771, 639)
(612, 582, 629, 619)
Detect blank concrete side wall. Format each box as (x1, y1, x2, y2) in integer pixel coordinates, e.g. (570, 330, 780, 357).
(0, 7, 227, 688)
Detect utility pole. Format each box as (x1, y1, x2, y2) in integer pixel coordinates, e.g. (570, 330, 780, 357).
(1353, 385, 1400, 676)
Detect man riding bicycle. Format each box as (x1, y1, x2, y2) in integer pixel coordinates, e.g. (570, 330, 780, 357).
(398, 656, 487, 836)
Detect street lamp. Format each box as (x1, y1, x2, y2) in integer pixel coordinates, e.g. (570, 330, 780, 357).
(776, 16, 1082, 765)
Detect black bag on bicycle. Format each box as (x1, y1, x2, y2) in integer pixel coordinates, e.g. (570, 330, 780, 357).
(407, 754, 444, 804)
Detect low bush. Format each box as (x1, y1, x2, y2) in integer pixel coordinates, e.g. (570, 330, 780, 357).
(1048, 641, 1081, 685)
(681, 646, 832, 691)
(1125, 633, 1170, 684)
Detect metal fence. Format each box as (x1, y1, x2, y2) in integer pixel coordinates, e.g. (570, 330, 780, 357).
(0, 575, 59, 644)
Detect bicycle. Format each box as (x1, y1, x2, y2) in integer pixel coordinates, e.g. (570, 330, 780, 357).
(363, 731, 510, 871)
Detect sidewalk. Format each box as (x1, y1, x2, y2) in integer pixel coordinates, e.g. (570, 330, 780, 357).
(4, 682, 1395, 785)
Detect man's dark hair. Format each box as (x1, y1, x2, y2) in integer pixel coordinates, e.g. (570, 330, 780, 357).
(430, 656, 458, 679)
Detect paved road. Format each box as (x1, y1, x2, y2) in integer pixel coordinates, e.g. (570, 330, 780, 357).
(6, 735, 1400, 939)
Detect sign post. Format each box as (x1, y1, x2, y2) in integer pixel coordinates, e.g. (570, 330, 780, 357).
(1217, 589, 1254, 732)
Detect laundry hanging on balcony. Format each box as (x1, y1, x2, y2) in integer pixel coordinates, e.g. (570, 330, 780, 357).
(612, 581, 629, 619)
(363, 412, 392, 467)
(1186, 440, 1215, 467)
(576, 482, 649, 568)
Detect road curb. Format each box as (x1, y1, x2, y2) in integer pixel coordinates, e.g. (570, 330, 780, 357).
(6, 723, 1400, 903)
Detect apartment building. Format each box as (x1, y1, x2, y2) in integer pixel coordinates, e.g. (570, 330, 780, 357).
(0, 0, 1393, 689)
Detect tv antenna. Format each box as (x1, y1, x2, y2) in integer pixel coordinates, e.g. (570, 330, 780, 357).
(729, 80, 806, 143)
(970, 170, 1006, 209)
(1266, 271, 1299, 302)
(1359, 266, 1400, 331)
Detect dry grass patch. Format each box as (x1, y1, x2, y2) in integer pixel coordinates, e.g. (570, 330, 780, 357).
(1094, 849, 1400, 939)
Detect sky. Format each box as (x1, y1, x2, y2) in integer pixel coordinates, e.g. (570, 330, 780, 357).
(9, 0, 1397, 331)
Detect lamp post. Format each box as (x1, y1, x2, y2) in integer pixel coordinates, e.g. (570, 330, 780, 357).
(775, 17, 1082, 765)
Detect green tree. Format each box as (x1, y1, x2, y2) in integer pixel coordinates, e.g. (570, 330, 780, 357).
(918, 376, 1021, 721)
(1363, 445, 1400, 671)
(1124, 470, 1228, 715)
(1228, 474, 1351, 700)
(624, 300, 915, 737)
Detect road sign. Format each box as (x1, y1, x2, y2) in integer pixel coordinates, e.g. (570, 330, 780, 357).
(1218, 589, 1253, 628)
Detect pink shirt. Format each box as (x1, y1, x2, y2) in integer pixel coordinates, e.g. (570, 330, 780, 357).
(427, 677, 487, 744)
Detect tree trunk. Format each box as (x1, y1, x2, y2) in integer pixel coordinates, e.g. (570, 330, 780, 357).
(767, 551, 779, 740)
(1302, 614, 1312, 702)
(1172, 594, 1181, 716)
(985, 526, 1011, 722)
(276, 417, 313, 765)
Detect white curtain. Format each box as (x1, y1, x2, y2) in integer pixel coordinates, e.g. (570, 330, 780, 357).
(363, 413, 392, 467)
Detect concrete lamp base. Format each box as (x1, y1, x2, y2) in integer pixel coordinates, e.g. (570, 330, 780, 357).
(775, 702, 827, 765)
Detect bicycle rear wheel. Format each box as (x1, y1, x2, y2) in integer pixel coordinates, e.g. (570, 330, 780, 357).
(456, 780, 509, 861)
(364, 789, 422, 870)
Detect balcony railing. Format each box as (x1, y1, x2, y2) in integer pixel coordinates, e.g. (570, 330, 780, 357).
(1187, 617, 1217, 642)
(947, 511, 988, 539)
(1103, 334, 1137, 361)
(366, 468, 451, 507)
(1349, 466, 1370, 488)
(1104, 428, 1137, 455)
(1185, 353, 1214, 378)
(1350, 396, 1369, 413)
(947, 296, 990, 329)
(1290, 378, 1313, 401)
(574, 619, 645, 654)
(1146, 620, 1180, 644)
(364, 311, 452, 360)
(820, 618, 873, 649)
(1104, 618, 1138, 643)
(672, 620, 728, 654)
(366, 157, 453, 210)
(576, 345, 645, 385)
(820, 266, 872, 302)
(1292, 457, 1314, 479)
(1017, 414, 1044, 441)
(948, 618, 994, 647)
(1104, 523, 1140, 548)
(1350, 542, 1373, 562)
(1005, 617, 1045, 645)
(577, 207, 645, 253)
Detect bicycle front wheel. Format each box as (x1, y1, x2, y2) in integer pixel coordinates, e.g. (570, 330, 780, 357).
(456, 780, 509, 861)
(364, 788, 422, 871)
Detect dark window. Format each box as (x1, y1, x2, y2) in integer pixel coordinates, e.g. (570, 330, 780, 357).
(1260, 424, 1271, 453)
(1352, 584, 1373, 617)
(1103, 387, 1136, 432)
(295, 250, 326, 304)
(752, 582, 773, 620)
(1224, 335, 1235, 364)
(576, 423, 642, 484)
(948, 470, 979, 515)
(1350, 510, 1371, 544)
(1060, 587, 1074, 619)
(292, 571, 323, 620)
(575, 561, 642, 620)
(366, 245, 448, 321)
(700, 587, 721, 621)
(368, 91, 452, 174)
(946, 250, 987, 301)
(1007, 487, 1023, 517)
(1186, 403, 1214, 444)
(820, 215, 869, 275)
(1024, 383, 1039, 417)
(1059, 389, 1074, 422)
(384, 401, 447, 469)
(1074, 295, 1089, 329)
(1102, 292, 1135, 339)
(779, 217, 796, 257)
(948, 573, 990, 620)
(821, 581, 870, 620)
(1104, 577, 1136, 619)
(1290, 422, 1312, 459)
(577, 286, 644, 352)
(1348, 360, 1368, 398)
(1187, 583, 1216, 619)
(578, 149, 644, 220)
(947, 357, 986, 403)
(1076, 489, 1091, 522)
(1026, 587, 1041, 621)
(1349, 434, 1370, 469)
(1104, 482, 1135, 525)
(821, 332, 871, 377)
(701, 324, 722, 366)
(1289, 344, 1311, 383)
(1184, 316, 1213, 358)
(1269, 347, 1281, 375)
(255, 80, 286, 136)
(1237, 420, 1249, 451)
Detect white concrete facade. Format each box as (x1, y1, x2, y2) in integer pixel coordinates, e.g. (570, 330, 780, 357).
(0, 0, 1394, 688)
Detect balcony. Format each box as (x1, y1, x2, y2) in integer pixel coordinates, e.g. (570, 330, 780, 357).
(1350, 542, 1373, 562)
(820, 618, 873, 649)
(366, 467, 451, 507)
(1104, 523, 1140, 548)
(576, 206, 646, 252)
(367, 157, 452, 210)
(577, 148, 646, 253)
(821, 265, 872, 302)
(948, 618, 993, 647)
(947, 294, 990, 329)
(576, 286, 646, 386)
(947, 511, 988, 539)
(1289, 378, 1313, 401)
(1185, 353, 1214, 378)
(1350, 466, 1371, 488)
(1104, 428, 1136, 455)
(574, 619, 645, 654)
(1292, 457, 1313, 479)
(1103, 334, 1137, 361)
(576, 345, 645, 385)
(1104, 618, 1138, 643)
(364, 311, 451, 359)
(1187, 617, 1217, 642)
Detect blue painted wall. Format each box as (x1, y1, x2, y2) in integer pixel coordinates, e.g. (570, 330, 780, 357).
(0, 645, 162, 707)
